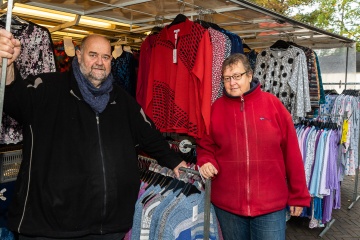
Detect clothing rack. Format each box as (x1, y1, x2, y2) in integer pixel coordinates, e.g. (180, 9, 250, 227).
(325, 101, 360, 210)
(315, 101, 360, 236)
(318, 112, 342, 239)
(347, 89, 360, 210)
(318, 219, 336, 238)
(137, 154, 212, 240)
(319, 98, 360, 210)
(322, 82, 360, 85)
(299, 113, 341, 237)
(322, 82, 360, 91)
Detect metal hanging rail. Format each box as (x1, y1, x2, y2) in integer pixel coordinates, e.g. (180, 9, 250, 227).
(137, 155, 212, 240)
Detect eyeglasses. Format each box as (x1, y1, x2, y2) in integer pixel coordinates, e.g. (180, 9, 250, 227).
(222, 71, 247, 83)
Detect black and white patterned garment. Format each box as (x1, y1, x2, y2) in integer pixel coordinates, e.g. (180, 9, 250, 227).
(208, 28, 231, 104)
(216, 34, 231, 100)
(0, 21, 56, 144)
(254, 46, 311, 121)
(15, 22, 57, 79)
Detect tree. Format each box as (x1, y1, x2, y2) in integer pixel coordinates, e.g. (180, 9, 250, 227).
(250, 0, 360, 51)
(251, 0, 313, 15)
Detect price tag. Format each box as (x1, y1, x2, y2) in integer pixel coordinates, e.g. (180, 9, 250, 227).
(192, 205, 198, 222)
(173, 49, 177, 64)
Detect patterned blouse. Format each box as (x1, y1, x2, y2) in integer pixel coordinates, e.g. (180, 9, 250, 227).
(1, 21, 56, 144)
(111, 51, 137, 98)
(254, 46, 311, 122)
(208, 28, 231, 104)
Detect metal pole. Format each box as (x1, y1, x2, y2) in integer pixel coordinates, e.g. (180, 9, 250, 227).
(203, 178, 211, 240)
(179, 167, 201, 176)
(179, 167, 211, 240)
(344, 46, 349, 90)
(0, 0, 14, 130)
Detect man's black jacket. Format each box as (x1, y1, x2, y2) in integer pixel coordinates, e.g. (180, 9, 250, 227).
(4, 70, 182, 238)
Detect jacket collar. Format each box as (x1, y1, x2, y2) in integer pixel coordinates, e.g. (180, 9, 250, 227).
(223, 78, 261, 101)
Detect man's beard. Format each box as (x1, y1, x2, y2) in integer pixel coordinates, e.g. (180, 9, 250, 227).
(80, 64, 108, 83)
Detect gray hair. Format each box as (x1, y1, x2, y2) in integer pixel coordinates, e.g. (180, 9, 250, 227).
(221, 53, 253, 76)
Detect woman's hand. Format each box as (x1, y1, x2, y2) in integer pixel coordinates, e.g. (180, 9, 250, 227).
(289, 206, 303, 216)
(199, 162, 218, 179)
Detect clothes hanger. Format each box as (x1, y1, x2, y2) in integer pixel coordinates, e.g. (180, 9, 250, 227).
(0, 14, 29, 33)
(208, 21, 222, 31)
(324, 89, 339, 95)
(243, 43, 252, 51)
(12, 15, 29, 25)
(195, 19, 210, 29)
(160, 178, 182, 195)
(0, 14, 28, 26)
(183, 183, 201, 197)
(269, 39, 290, 50)
(167, 13, 187, 28)
(176, 181, 201, 197)
(150, 26, 163, 35)
(159, 176, 173, 188)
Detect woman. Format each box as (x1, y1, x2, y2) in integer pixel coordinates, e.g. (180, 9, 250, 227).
(197, 53, 310, 240)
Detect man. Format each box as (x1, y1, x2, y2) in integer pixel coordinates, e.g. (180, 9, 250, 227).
(0, 29, 187, 239)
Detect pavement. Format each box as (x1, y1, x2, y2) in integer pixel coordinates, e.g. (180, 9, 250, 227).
(286, 175, 360, 240)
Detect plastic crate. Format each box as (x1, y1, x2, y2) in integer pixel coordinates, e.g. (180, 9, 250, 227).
(0, 150, 22, 183)
(0, 144, 22, 154)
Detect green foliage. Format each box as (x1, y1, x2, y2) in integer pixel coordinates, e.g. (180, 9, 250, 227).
(251, 0, 313, 14)
(249, 0, 360, 51)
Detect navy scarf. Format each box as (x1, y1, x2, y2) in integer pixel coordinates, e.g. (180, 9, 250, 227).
(72, 57, 113, 114)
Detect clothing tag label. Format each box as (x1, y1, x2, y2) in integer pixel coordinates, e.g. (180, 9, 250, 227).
(174, 29, 180, 40)
(192, 205, 198, 222)
(173, 29, 180, 64)
(173, 49, 177, 63)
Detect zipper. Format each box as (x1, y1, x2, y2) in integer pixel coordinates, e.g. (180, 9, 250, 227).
(96, 114, 107, 234)
(240, 96, 251, 216)
(18, 125, 34, 233)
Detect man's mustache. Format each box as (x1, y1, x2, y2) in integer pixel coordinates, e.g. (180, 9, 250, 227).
(92, 66, 105, 70)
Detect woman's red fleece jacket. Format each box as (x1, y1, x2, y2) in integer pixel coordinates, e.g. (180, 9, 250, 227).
(197, 81, 310, 217)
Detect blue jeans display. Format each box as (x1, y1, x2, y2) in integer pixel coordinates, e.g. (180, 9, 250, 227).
(214, 206, 286, 240)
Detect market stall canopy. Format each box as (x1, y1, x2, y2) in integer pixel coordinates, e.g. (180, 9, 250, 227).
(0, 0, 356, 49)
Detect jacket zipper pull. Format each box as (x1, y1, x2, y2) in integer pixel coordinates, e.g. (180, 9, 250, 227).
(240, 96, 244, 111)
(96, 114, 99, 125)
